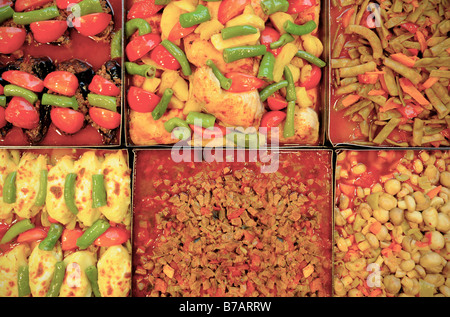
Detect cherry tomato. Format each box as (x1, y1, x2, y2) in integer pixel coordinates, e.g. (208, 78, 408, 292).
(126, 33, 161, 62)
(299, 64, 322, 90)
(150, 44, 180, 70)
(89, 107, 121, 130)
(55, 0, 81, 9)
(94, 226, 130, 247)
(267, 96, 288, 110)
(217, 0, 249, 24)
(0, 107, 7, 129)
(2, 70, 44, 92)
(260, 27, 282, 57)
(225, 72, 267, 93)
(287, 0, 315, 14)
(127, 0, 163, 20)
(88, 75, 120, 96)
(50, 107, 85, 134)
(0, 27, 26, 54)
(168, 21, 196, 41)
(44, 71, 79, 96)
(0, 84, 3, 95)
(357, 73, 378, 84)
(5, 96, 40, 129)
(61, 228, 84, 251)
(16, 227, 47, 243)
(190, 123, 229, 138)
(260, 111, 286, 130)
(15, 0, 52, 11)
(127, 86, 160, 112)
(30, 20, 68, 44)
(74, 12, 112, 37)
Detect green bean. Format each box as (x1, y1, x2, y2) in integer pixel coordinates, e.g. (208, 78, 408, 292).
(284, 66, 296, 102)
(64, 173, 79, 215)
(0, 95, 6, 107)
(110, 29, 122, 59)
(71, 0, 103, 16)
(18, 265, 31, 297)
(283, 100, 296, 138)
(46, 261, 65, 297)
(372, 117, 402, 144)
(125, 18, 152, 38)
(284, 20, 317, 36)
(383, 57, 422, 85)
(186, 111, 216, 129)
(0, 219, 35, 244)
(179, 4, 211, 28)
(221, 25, 258, 40)
(2, 171, 17, 204)
(295, 50, 326, 68)
(76, 219, 110, 249)
(152, 88, 173, 120)
(160, 40, 192, 76)
(155, 0, 171, 4)
(258, 52, 275, 81)
(125, 62, 156, 78)
(345, 24, 383, 60)
(92, 174, 107, 208)
(227, 132, 260, 149)
(206, 59, 232, 90)
(39, 223, 63, 251)
(261, 0, 289, 14)
(34, 169, 48, 207)
(0, 5, 14, 24)
(223, 45, 267, 63)
(41, 93, 79, 110)
(85, 265, 101, 297)
(269, 33, 294, 49)
(339, 61, 377, 78)
(4, 85, 38, 104)
(164, 117, 192, 140)
(259, 80, 288, 102)
(87, 93, 117, 112)
(13, 6, 59, 25)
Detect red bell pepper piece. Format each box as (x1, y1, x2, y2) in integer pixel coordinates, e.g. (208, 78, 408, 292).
(299, 64, 322, 90)
(400, 22, 418, 34)
(126, 33, 161, 62)
(225, 72, 267, 93)
(168, 21, 197, 41)
(217, 0, 249, 25)
(127, 86, 160, 113)
(74, 12, 112, 37)
(260, 27, 282, 57)
(94, 226, 130, 247)
(61, 228, 84, 251)
(149, 44, 181, 70)
(260, 110, 286, 130)
(287, 0, 315, 14)
(127, 0, 163, 20)
(16, 227, 47, 243)
(14, 0, 52, 11)
(267, 96, 288, 110)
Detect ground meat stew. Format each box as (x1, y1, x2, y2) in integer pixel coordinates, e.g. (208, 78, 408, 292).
(132, 150, 333, 297)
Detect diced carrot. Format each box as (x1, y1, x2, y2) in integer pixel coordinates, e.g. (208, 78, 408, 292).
(381, 247, 393, 257)
(446, 47, 450, 54)
(369, 221, 382, 234)
(368, 89, 387, 96)
(427, 185, 442, 199)
(342, 7, 355, 28)
(391, 243, 402, 253)
(415, 31, 427, 53)
(369, 288, 383, 297)
(339, 183, 355, 196)
(399, 78, 430, 106)
(391, 53, 416, 67)
(341, 94, 361, 108)
(379, 98, 401, 112)
(422, 76, 439, 90)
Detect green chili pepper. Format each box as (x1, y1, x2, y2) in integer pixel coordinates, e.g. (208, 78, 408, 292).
(125, 62, 156, 78)
(295, 50, 326, 68)
(34, 169, 48, 207)
(125, 18, 152, 38)
(164, 117, 192, 140)
(0, 5, 14, 24)
(87, 94, 117, 112)
(110, 29, 122, 59)
(0, 219, 35, 244)
(64, 173, 79, 215)
(179, 4, 211, 28)
(260, 0, 289, 15)
(2, 171, 17, 204)
(221, 25, 258, 40)
(270, 33, 295, 49)
(18, 265, 31, 297)
(76, 219, 110, 250)
(13, 6, 60, 25)
(41, 93, 79, 110)
(46, 261, 65, 297)
(223, 45, 267, 63)
(155, 0, 172, 4)
(283, 100, 296, 138)
(258, 52, 275, 81)
(39, 223, 63, 251)
(0, 95, 6, 107)
(71, 0, 103, 16)
(4, 84, 38, 105)
(206, 59, 232, 90)
(152, 88, 173, 120)
(186, 111, 216, 129)
(284, 20, 317, 36)
(161, 39, 192, 76)
(259, 80, 288, 102)
(284, 66, 296, 102)
(85, 265, 101, 297)
(92, 174, 107, 208)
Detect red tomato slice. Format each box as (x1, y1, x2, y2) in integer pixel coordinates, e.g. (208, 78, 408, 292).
(16, 227, 48, 243)
(287, 0, 315, 14)
(260, 27, 282, 57)
(5, 96, 40, 129)
(126, 33, 161, 62)
(150, 44, 180, 70)
(225, 72, 267, 93)
(218, 0, 249, 24)
(168, 21, 196, 41)
(267, 96, 288, 110)
(0, 0, 13, 7)
(94, 226, 130, 247)
(30, 20, 68, 44)
(299, 64, 322, 90)
(127, 0, 163, 19)
(44, 71, 79, 96)
(88, 75, 120, 96)
(127, 86, 160, 112)
(61, 228, 84, 251)
(0, 84, 3, 95)
(89, 107, 121, 130)
(14, 0, 52, 11)
(55, 0, 81, 9)
(2, 70, 44, 92)
(0, 27, 26, 55)
(74, 12, 112, 37)
(260, 110, 286, 129)
(50, 107, 85, 134)
(0, 107, 7, 129)
(190, 123, 229, 138)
